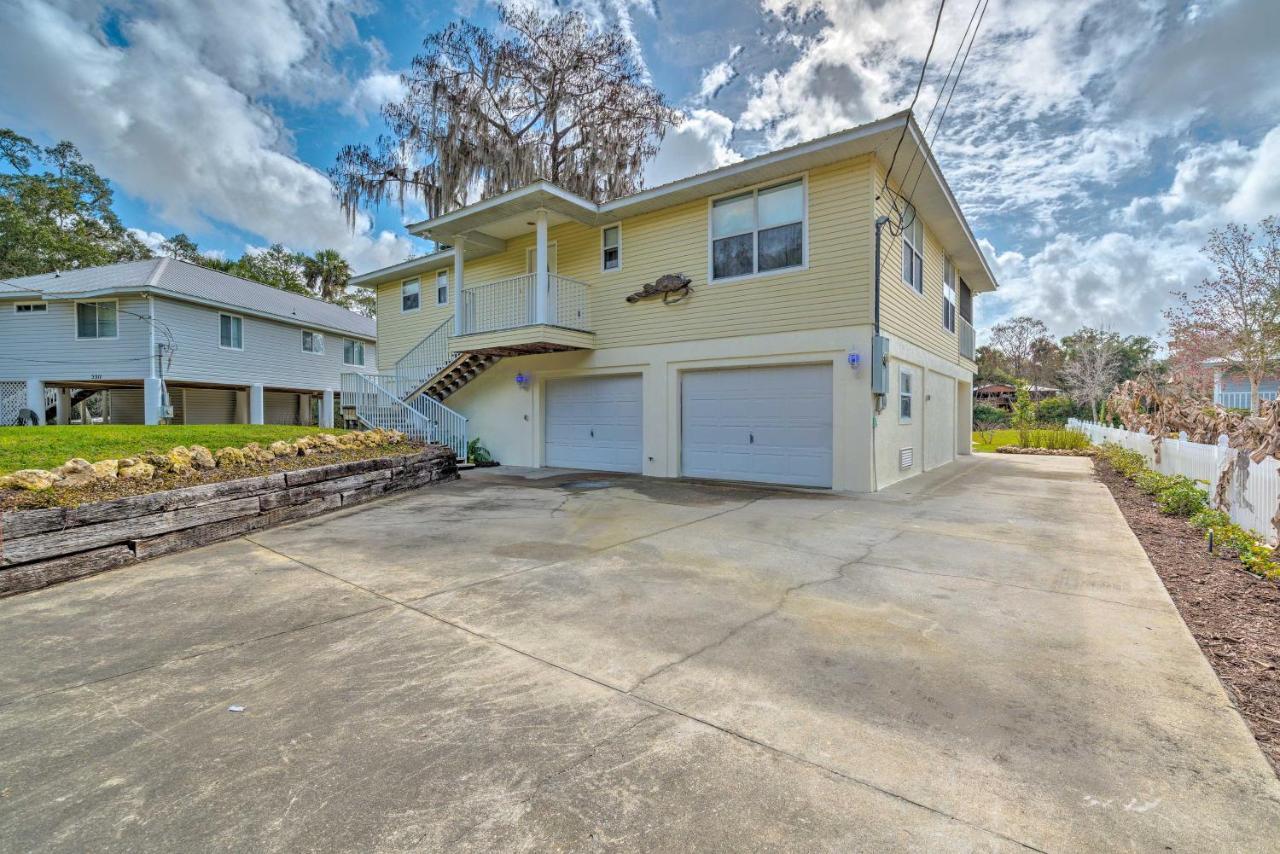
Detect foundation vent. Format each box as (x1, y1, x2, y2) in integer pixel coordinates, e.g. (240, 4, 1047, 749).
(899, 447, 914, 470)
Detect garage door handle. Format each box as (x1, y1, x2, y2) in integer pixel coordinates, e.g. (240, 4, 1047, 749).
(590, 429, 594, 438)
(749, 432, 754, 444)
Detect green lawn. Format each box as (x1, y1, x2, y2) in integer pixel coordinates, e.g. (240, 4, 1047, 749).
(0, 425, 346, 475)
(971, 429, 1021, 453)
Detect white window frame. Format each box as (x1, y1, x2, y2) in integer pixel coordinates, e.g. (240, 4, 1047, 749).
(899, 367, 914, 424)
(435, 270, 449, 306)
(707, 173, 809, 284)
(901, 206, 925, 295)
(301, 329, 325, 355)
(74, 299, 119, 340)
(14, 302, 47, 314)
(601, 224, 622, 272)
(218, 312, 244, 351)
(942, 257, 957, 334)
(401, 278, 421, 313)
(343, 337, 366, 367)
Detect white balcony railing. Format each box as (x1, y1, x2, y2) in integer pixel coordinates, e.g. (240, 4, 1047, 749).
(958, 316, 976, 361)
(1215, 389, 1278, 410)
(460, 273, 591, 336)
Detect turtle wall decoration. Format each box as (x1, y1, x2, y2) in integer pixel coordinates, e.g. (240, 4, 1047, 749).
(625, 273, 693, 305)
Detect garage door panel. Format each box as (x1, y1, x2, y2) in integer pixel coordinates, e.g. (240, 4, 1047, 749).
(681, 365, 833, 488)
(544, 375, 642, 474)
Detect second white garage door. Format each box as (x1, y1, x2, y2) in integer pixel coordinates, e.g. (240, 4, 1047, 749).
(681, 364, 833, 488)
(544, 375, 643, 473)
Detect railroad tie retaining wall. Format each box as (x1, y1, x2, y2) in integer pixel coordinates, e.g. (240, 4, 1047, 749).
(0, 448, 457, 597)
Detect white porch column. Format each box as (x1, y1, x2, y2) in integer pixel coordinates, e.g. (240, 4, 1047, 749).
(453, 235, 466, 336)
(55, 388, 71, 425)
(143, 378, 163, 425)
(25, 378, 45, 426)
(320, 389, 335, 428)
(249, 383, 265, 425)
(534, 209, 549, 324)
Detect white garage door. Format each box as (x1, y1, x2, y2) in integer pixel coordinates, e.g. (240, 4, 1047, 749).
(544, 375, 643, 473)
(681, 364, 833, 488)
(923, 370, 956, 471)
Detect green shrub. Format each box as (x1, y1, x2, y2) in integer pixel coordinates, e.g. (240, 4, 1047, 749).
(1155, 479, 1208, 516)
(1134, 469, 1173, 494)
(1035, 396, 1075, 425)
(972, 404, 1009, 428)
(466, 437, 493, 464)
(1098, 442, 1147, 478)
(1021, 428, 1090, 451)
(1189, 508, 1279, 579)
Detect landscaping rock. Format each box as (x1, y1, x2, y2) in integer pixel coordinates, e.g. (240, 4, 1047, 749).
(118, 458, 156, 480)
(0, 469, 62, 491)
(91, 459, 119, 480)
(189, 445, 216, 470)
(241, 443, 275, 464)
(56, 459, 97, 488)
(269, 440, 296, 458)
(214, 447, 246, 468)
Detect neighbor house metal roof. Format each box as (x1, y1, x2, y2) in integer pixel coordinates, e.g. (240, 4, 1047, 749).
(0, 258, 376, 339)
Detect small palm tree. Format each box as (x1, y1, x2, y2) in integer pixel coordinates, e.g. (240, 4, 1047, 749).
(303, 249, 352, 304)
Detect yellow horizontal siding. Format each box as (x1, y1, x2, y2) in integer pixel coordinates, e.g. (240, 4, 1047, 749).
(377, 155, 879, 366)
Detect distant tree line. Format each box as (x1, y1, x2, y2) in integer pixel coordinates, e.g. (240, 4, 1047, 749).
(0, 129, 373, 316)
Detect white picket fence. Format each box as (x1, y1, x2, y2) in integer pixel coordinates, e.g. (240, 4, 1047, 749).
(1069, 418, 1280, 544)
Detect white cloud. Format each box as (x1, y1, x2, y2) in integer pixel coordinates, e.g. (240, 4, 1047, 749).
(346, 71, 407, 120)
(696, 45, 743, 103)
(643, 109, 742, 187)
(0, 0, 412, 273)
(1225, 127, 1280, 223)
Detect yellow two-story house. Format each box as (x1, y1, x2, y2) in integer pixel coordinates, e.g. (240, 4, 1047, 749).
(348, 111, 994, 491)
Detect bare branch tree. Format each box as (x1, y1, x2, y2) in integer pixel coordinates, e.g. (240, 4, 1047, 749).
(329, 5, 680, 225)
(1165, 217, 1280, 414)
(1062, 329, 1121, 421)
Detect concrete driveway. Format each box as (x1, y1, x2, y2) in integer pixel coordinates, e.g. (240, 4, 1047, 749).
(1, 455, 1277, 852)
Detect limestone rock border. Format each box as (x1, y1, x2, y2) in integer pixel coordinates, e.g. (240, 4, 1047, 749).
(0, 448, 457, 597)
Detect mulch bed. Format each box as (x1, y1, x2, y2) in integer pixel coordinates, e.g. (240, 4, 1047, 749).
(0, 441, 427, 513)
(1094, 457, 1280, 772)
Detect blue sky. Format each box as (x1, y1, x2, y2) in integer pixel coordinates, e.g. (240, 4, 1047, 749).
(1, 0, 1277, 340)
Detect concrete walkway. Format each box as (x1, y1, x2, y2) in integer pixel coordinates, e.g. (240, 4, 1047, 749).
(1, 455, 1277, 852)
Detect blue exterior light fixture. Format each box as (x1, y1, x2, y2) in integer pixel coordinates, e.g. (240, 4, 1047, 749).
(847, 352, 861, 369)
(514, 371, 531, 389)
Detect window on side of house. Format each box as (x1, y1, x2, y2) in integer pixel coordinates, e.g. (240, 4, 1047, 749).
(343, 338, 365, 366)
(15, 302, 47, 314)
(219, 313, 243, 350)
(435, 270, 448, 306)
(602, 225, 621, 271)
(302, 329, 325, 355)
(401, 278, 420, 312)
(943, 257, 957, 333)
(75, 300, 118, 339)
(902, 206, 924, 293)
(711, 178, 805, 281)
(899, 368, 913, 423)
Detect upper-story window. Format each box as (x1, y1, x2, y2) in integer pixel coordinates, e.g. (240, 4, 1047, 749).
(15, 302, 47, 314)
(76, 300, 118, 339)
(902, 206, 924, 293)
(602, 225, 621, 271)
(219, 313, 243, 350)
(435, 270, 448, 306)
(942, 257, 957, 333)
(711, 178, 805, 281)
(343, 338, 365, 366)
(401, 278, 420, 312)
(301, 329, 325, 355)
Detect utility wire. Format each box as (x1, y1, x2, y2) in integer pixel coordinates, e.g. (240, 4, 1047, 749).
(878, 0, 949, 234)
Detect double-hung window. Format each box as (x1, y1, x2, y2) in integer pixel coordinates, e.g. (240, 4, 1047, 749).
(435, 270, 448, 306)
(942, 257, 957, 333)
(401, 278, 420, 312)
(76, 300, 118, 339)
(343, 338, 365, 366)
(219, 313, 243, 350)
(711, 178, 805, 281)
(899, 368, 913, 423)
(902, 206, 924, 293)
(602, 225, 621, 270)
(302, 329, 325, 355)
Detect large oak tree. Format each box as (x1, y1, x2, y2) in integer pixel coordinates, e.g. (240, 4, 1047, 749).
(330, 5, 680, 223)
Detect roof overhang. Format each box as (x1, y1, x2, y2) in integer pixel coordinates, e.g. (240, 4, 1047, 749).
(391, 110, 997, 294)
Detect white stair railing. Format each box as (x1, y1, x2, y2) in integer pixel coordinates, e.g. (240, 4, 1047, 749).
(394, 319, 454, 397)
(340, 372, 468, 461)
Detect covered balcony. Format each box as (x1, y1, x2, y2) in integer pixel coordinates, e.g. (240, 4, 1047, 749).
(452, 271, 593, 355)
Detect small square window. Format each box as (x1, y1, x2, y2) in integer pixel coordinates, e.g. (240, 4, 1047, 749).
(76, 301, 117, 339)
(302, 329, 325, 354)
(602, 225, 621, 271)
(401, 279, 420, 312)
(343, 338, 365, 366)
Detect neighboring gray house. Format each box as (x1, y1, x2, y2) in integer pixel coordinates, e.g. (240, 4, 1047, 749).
(0, 258, 377, 426)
